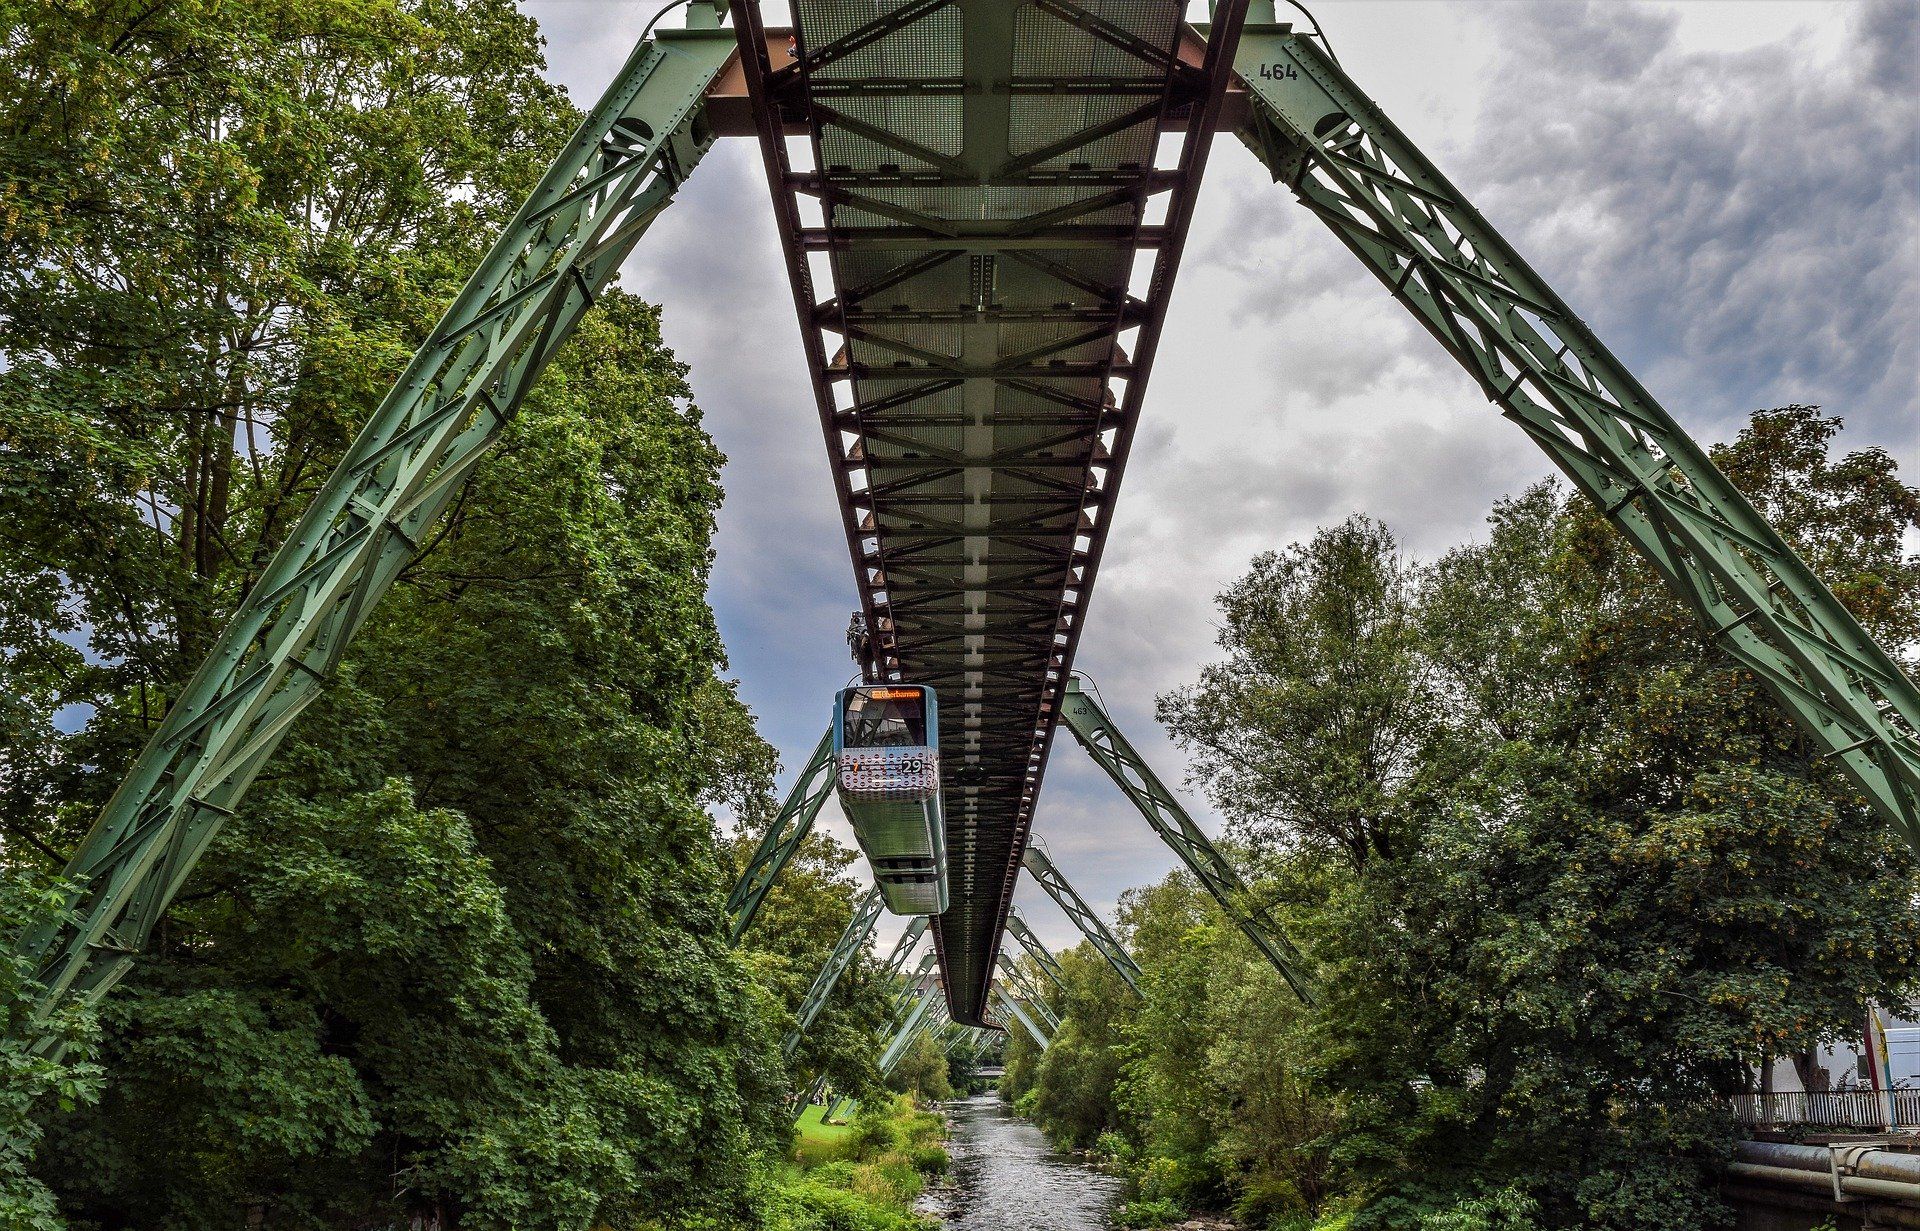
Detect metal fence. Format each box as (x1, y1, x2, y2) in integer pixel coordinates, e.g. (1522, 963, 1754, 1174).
(1731, 1089, 1920, 1129)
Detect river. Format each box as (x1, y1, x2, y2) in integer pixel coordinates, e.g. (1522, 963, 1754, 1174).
(927, 1094, 1125, 1229)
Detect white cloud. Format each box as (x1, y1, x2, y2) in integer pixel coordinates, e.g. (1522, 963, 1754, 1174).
(516, 0, 1920, 957)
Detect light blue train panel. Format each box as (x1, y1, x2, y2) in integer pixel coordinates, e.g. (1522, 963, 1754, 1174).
(833, 685, 949, 916)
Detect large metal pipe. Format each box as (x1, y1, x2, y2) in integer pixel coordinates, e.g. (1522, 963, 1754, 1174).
(1731, 1139, 1920, 1205)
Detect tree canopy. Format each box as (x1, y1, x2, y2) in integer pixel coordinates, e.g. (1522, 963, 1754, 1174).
(1005, 405, 1920, 1230)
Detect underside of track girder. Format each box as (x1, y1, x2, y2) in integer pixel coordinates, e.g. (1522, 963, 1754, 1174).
(730, 0, 1246, 1023)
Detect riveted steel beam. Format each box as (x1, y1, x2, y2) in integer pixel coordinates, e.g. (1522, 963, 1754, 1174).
(879, 983, 944, 1076)
(991, 985, 1052, 1050)
(15, 26, 739, 1043)
(1006, 910, 1067, 995)
(784, 886, 884, 1058)
(1232, 27, 1920, 852)
(742, 0, 1253, 1025)
(1058, 678, 1313, 1001)
(996, 954, 1060, 1031)
(727, 728, 836, 943)
(1020, 844, 1142, 994)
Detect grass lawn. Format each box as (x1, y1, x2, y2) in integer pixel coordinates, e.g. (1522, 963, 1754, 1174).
(791, 1103, 856, 1167)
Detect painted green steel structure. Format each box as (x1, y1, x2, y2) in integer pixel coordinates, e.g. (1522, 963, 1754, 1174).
(727, 728, 836, 942)
(730, 0, 1255, 1024)
(18, 23, 740, 1040)
(783, 886, 884, 1058)
(1229, 21, 1920, 851)
(1006, 909, 1067, 995)
(1059, 677, 1315, 1001)
(11, 0, 1919, 1070)
(992, 985, 1052, 1050)
(996, 953, 1060, 1031)
(1021, 844, 1142, 994)
(879, 985, 942, 1074)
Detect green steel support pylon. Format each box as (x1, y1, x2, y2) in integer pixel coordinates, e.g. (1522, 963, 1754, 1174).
(879, 984, 937, 1075)
(991, 986, 1052, 1051)
(1230, 25, 1920, 851)
(1021, 845, 1143, 995)
(728, 728, 836, 943)
(884, 950, 939, 1033)
(15, 23, 740, 1039)
(1006, 909, 1067, 996)
(996, 954, 1060, 1032)
(1058, 680, 1314, 1002)
(783, 887, 884, 1058)
(878, 916, 930, 983)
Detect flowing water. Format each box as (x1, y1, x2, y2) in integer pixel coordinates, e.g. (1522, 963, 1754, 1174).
(926, 1094, 1125, 1229)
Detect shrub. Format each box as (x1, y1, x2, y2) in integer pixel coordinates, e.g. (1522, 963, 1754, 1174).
(1116, 1197, 1185, 1227)
(1235, 1176, 1308, 1226)
(850, 1109, 896, 1155)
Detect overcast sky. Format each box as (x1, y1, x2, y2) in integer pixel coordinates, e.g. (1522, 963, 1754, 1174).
(516, 0, 1920, 956)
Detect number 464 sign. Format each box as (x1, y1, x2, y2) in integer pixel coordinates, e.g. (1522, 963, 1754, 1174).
(1257, 62, 1299, 80)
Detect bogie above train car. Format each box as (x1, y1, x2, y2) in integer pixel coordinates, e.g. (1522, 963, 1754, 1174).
(833, 684, 949, 916)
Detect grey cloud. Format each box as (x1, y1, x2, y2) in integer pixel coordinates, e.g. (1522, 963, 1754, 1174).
(511, 0, 1920, 955)
(1462, 0, 1919, 445)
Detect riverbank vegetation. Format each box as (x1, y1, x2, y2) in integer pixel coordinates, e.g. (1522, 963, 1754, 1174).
(1000, 405, 1920, 1230)
(759, 1096, 948, 1231)
(0, 2, 901, 1228)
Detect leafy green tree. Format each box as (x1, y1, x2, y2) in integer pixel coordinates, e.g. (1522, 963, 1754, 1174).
(1164, 406, 1920, 1228)
(727, 826, 893, 1107)
(0, 2, 802, 1220)
(1026, 946, 1133, 1147)
(26, 290, 787, 1229)
(1009, 406, 1919, 1229)
(0, 874, 99, 1231)
(1159, 515, 1431, 867)
(884, 1029, 952, 1102)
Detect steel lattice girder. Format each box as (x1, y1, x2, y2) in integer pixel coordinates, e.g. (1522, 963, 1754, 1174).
(1058, 678, 1315, 1001)
(885, 950, 942, 1036)
(1021, 843, 1142, 993)
(991, 985, 1052, 1049)
(727, 728, 837, 942)
(995, 953, 1060, 1030)
(1231, 27, 1920, 851)
(784, 886, 885, 1057)
(730, 0, 1252, 1028)
(878, 914, 931, 979)
(1006, 908, 1067, 994)
(17, 27, 740, 1040)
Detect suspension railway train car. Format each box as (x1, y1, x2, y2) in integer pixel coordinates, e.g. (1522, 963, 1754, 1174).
(833, 684, 949, 916)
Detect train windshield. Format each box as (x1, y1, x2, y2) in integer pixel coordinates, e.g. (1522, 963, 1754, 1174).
(841, 687, 929, 749)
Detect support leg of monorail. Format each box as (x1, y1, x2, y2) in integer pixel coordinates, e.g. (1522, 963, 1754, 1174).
(15, 23, 740, 1041)
(884, 951, 938, 1036)
(996, 954, 1061, 1033)
(879, 985, 937, 1075)
(727, 728, 836, 943)
(1006, 909, 1068, 996)
(783, 886, 884, 1058)
(992, 986, 1052, 1051)
(1229, 24, 1920, 852)
(1021, 845, 1143, 995)
(877, 915, 929, 982)
(1057, 678, 1314, 1001)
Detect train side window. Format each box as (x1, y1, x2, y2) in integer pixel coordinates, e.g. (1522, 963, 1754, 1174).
(842, 687, 928, 748)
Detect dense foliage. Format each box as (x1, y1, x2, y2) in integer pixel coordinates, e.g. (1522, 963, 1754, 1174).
(763, 1096, 947, 1231)
(0, 2, 898, 1227)
(1003, 406, 1920, 1230)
